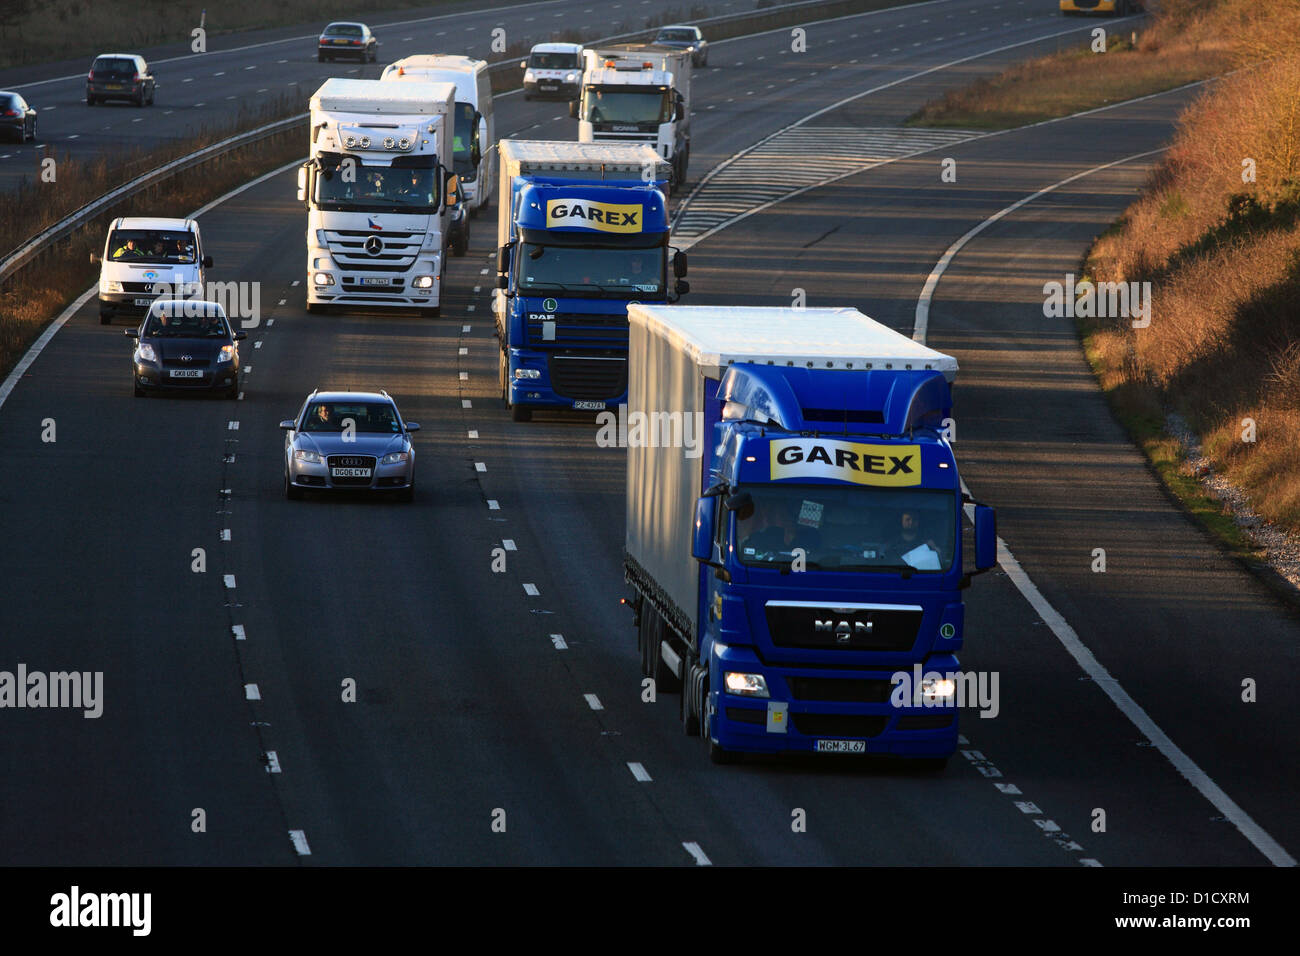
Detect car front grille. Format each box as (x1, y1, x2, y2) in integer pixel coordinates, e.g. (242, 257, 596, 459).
(162, 357, 211, 368)
(547, 353, 627, 400)
(326, 454, 377, 486)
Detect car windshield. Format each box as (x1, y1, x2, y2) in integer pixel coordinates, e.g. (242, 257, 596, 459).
(144, 312, 229, 338)
(530, 52, 580, 69)
(301, 402, 401, 433)
(657, 30, 696, 42)
(314, 159, 439, 212)
(452, 102, 476, 174)
(92, 58, 135, 76)
(108, 230, 197, 263)
(324, 24, 363, 37)
(517, 243, 663, 297)
(733, 484, 956, 573)
(581, 88, 671, 124)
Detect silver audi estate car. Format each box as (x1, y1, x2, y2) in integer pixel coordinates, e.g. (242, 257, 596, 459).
(281, 390, 419, 501)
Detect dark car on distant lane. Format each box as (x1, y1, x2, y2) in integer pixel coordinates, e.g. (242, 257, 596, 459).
(87, 54, 155, 106)
(319, 22, 378, 63)
(0, 92, 36, 142)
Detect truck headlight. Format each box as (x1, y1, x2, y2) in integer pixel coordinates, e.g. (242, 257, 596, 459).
(724, 672, 769, 698)
(136, 343, 157, 363)
(514, 368, 541, 379)
(216, 344, 235, 363)
(921, 677, 957, 704)
(411, 275, 434, 289)
(381, 451, 409, 464)
(102, 279, 124, 293)
(313, 272, 334, 286)
(294, 449, 321, 463)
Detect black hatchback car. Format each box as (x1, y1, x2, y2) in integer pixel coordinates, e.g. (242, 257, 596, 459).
(126, 300, 245, 398)
(0, 92, 36, 142)
(87, 54, 155, 106)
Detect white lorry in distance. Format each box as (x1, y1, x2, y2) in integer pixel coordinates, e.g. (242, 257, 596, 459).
(300, 78, 456, 317)
(573, 43, 692, 184)
(381, 55, 496, 215)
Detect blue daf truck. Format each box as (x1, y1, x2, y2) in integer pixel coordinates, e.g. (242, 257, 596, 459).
(623, 305, 997, 766)
(494, 140, 687, 421)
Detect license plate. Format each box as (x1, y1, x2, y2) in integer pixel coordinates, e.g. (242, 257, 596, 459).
(360, 277, 391, 286)
(331, 467, 371, 478)
(169, 369, 203, 379)
(333, 39, 348, 44)
(133, 298, 154, 306)
(573, 400, 605, 410)
(105, 84, 123, 90)
(540, 84, 558, 91)
(815, 740, 866, 754)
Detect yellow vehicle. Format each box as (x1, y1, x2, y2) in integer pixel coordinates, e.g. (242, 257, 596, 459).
(1060, 0, 1143, 15)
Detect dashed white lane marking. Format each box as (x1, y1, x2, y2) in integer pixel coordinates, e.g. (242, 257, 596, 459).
(244, 683, 261, 700)
(213, 71, 225, 76)
(461, 399, 472, 408)
(232, 625, 246, 641)
(523, 583, 540, 596)
(474, 462, 486, 472)
(291, 280, 299, 286)
(466, 304, 476, 311)
(467, 429, 478, 439)
(459, 347, 468, 355)
(289, 830, 311, 855)
(502, 539, 517, 551)
(486, 499, 500, 510)
(462, 324, 471, 332)
(238, 392, 244, 400)
(584, 693, 603, 710)
(683, 842, 712, 866)
(265, 751, 281, 773)
(227, 420, 239, 430)
(223, 574, 237, 589)
(243, 365, 252, 373)
(628, 762, 652, 782)
(550, 633, 567, 650)
(278, 298, 285, 305)
(220, 529, 231, 541)
(459, 371, 469, 380)
(183, 77, 193, 83)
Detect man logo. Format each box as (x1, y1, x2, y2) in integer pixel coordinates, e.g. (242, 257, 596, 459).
(364, 236, 384, 256)
(815, 619, 873, 643)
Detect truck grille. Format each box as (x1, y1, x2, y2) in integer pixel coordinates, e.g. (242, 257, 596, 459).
(527, 312, 628, 348)
(787, 677, 895, 703)
(548, 354, 627, 400)
(790, 714, 889, 738)
(592, 131, 658, 143)
(326, 230, 424, 269)
(765, 604, 921, 652)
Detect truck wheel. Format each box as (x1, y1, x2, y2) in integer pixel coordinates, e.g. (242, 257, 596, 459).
(680, 658, 700, 736)
(703, 693, 737, 764)
(498, 349, 508, 400)
(912, 756, 950, 772)
(511, 403, 532, 423)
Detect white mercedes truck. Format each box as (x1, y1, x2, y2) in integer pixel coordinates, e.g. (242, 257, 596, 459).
(300, 78, 457, 316)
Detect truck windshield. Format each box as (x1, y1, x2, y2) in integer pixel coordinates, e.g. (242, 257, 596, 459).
(530, 52, 580, 69)
(517, 243, 663, 297)
(734, 485, 956, 573)
(314, 159, 439, 213)
(107, 230, 197, 264)
(452, 102, 477, 176)
(582, 88, 671, 124)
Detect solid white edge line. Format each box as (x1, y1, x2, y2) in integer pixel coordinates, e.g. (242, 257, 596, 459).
(915, 161, 1296, 868)
(0, 157, 304, 416)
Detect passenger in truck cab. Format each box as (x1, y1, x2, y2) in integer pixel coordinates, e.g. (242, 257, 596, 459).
(741, 497, 821, 557)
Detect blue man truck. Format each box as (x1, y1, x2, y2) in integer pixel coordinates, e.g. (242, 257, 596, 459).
(494, 140, 687, 422)
(623, 305, 998, 765)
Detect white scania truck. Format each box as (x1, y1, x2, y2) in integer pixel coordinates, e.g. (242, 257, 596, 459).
(573, 43, 692, 184)
(300, 78, 457, 316)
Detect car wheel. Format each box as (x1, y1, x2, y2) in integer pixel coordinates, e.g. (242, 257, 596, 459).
(318, 52, 325, 62)
(225, 383, 239, 400)
(284, 472, 304, 500)
(524, 93, 532, 101)
(135, 91, 144, 107)
(148, 87, 156, 106)
(453, 235, 468, 257)
(28, 118, 36, 142)
(86, 96, 96, 106)
(510, 403, 532, 423)
(133, 380, 145, 397)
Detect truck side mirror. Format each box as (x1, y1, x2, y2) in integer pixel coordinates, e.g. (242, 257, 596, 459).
(569, 100, 578, 119)
(496, 243, 511, 276)
(296, 164, 308, 203)
(673, 251, 688, 278)
(202, 255, 214, 268)
(974, 504, 997, 571)
(691, 495, 717, 562)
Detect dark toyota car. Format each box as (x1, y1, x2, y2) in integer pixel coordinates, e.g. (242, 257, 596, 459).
(126, 300, 244, 398)
(0, 92, 36, 142)
(86, 54, 155, 106)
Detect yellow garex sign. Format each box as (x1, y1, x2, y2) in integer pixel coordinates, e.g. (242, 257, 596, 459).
(545, 199, 642, 233)
(770, 439, 921, 486)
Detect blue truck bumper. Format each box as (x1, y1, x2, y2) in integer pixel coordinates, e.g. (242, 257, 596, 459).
(507, 347, 627, 411)
(707, 647, 962, 758)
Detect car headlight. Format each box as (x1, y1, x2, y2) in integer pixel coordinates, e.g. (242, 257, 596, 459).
(103, 279, 123, 293)
(381, 451, 409, 464)
(565, 72, 577, 83)
(136, 342, 157, 363)
(216, 344, 236, 363)
(514, 368, 541, 379)
(294, 449, 321, 463)
(313, 272, 334, 286)
(524, 70, 535, 82)
(411, 275, 434, 289)
(724, 672, 769, 698)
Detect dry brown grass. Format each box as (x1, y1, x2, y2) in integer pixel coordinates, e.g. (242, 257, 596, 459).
(1080, 0, 1300, 530)
(909, 3, 1234, 129)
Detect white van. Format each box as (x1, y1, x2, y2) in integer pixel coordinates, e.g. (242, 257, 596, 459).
(94, 217, 211, 325)
(521, 42, 584, 100)
(381, 55, 495, 215)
